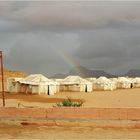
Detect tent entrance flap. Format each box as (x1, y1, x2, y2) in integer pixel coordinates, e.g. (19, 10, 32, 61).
(85, 85, 87, 92)
(48, 85, 49, 95)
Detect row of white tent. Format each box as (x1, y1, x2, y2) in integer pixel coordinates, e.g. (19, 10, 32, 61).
(7, 74, 140, 95)
(7, 74, 59, 95)
(7, 74, 92, 95)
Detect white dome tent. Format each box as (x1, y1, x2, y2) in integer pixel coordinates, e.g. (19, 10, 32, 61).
(131, 77, 140, 88)
(116, 77, 132, 89)
(93, 76, 116, 91)
(60, 75, 92, 92)
(7, 77, 23, 93)
(9, 74, 60, 95)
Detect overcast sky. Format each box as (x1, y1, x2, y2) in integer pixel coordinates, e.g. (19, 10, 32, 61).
(1, 1, 140, 76)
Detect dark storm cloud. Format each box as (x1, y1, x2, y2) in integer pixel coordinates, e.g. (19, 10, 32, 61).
(4, 32, 79, 76)
(1, 1, 140, 32)
(74, 28, 140, 74)
(1, 1, 140, 76)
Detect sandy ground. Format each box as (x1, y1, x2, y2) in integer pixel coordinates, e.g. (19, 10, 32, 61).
(0, 88, 140, 108)
(0, 121, 140, 139)
(0, 89, 140, 139)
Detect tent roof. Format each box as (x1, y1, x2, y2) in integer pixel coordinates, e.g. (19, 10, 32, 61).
(7, 77, 23, 82)
(132, 77, 140, 83)
(117, 77, 132, 83)
(110, 78, 118, 81)
(19, 74, 59, 85)
(60, 75, 92, 85)
(86, 78, 97, 82)
(95, 76, 114, 84)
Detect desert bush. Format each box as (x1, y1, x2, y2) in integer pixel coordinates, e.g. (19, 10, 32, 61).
(56, 97, 84, 107)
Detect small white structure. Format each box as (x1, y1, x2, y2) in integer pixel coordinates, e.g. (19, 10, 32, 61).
(7, 77, 23, 93)
(131, 77, 140, 88)
(7, 74, 59, 95)
(60, 75, 92, 92)
(116, 77, 132, 89)
(19, 74, 59, 95)
(93, 76, 116, 91)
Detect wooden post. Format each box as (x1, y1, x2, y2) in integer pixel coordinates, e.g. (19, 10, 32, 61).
(0, 51, 5, 107)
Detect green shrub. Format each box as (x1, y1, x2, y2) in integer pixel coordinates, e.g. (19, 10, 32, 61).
(55, 97, 84, 107)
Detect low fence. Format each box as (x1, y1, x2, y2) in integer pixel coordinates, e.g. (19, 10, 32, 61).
(0, 107, 140, 120)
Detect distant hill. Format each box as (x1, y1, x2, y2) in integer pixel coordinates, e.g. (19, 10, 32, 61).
(125, 69, 140, 77)
(68, 66, 116, 78)
(51, 66, 117, 78)
(2, 67, 140, 80)
(0, 68, 27, 81)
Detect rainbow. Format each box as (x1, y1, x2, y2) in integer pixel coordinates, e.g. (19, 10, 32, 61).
(50, 46, 84, 76)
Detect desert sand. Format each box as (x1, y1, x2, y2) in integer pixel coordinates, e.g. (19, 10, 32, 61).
(0, 88, 140, 139)
(0, 88, 140, 108)
(0, 120, 140, 139)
